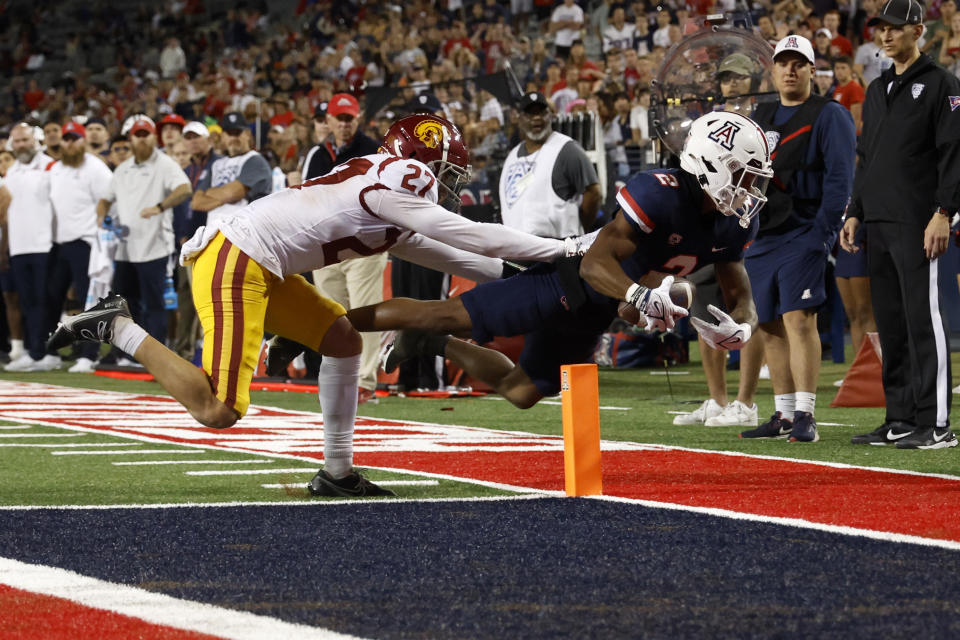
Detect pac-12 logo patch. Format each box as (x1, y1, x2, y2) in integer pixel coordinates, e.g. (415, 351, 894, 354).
(949, 96, 960, 111)
(708, 121, 741, 150)
(912, 83, 925, 99)
(765, 130, 780, 151)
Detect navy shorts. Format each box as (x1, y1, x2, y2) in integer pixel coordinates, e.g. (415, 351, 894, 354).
(459, 263, 618, 396)
(746, 227, 828, 324)
(835, 225, 868, 278)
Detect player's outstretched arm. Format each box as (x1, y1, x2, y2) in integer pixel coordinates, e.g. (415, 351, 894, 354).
(369, 189, 573, 262)
(579, 213, 642, 300)
(388, 232, 504, 283)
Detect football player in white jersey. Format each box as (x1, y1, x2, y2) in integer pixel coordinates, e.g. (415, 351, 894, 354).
(48, 113, 581, 497)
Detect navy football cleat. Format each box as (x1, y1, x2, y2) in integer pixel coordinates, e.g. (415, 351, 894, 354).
(308, 469, 396, 497)
(46, 293, 131, 351)
(788, 411, 819, 443)
(739, 411, 792, 439)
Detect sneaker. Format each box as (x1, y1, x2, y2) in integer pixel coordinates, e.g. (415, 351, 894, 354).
(33, 354, 62, 371)
(758, 364, 770, 380)
(954, 384, 960, 394)
(673, 398, 724, 425)
(381, 330, 430, 374)
(3, 354, 38, 372)
(788, 411, 819, 443)
(68, 357, 96, 373)
(704, 400, 759, 427)
(851, 421, 915, 445)
(264, 336, 304, 377)
(46, 294, 130, 351)
(307, 469, 397, 497)
(894, 426, 959, 450)
(739, 412, 792, 439)
(116, 357, 143, 369)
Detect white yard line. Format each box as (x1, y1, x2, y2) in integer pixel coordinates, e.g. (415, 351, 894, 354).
(593, 494, 960, 552)
(113, 460, 272, 466)
(261, 480, 439, 490)
(0, 443, 145, 448)
(51, 449, 206, 456)
(0, 433, 82, 438)
(0, 557, 365, 640)
(187, 468, 321, 476)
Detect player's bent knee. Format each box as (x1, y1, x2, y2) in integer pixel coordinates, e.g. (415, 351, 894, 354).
(195, 402, 240, 430)
(318, 316, 362, 358)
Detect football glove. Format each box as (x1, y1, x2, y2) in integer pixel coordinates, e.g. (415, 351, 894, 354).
(626, 275, 689, 332)
(562, 236, 585, 257)
(690, 304, 752, 351)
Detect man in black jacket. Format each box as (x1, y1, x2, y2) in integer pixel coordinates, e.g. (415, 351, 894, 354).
(841, 0, 960, 449)
(303, 93, 385, 402)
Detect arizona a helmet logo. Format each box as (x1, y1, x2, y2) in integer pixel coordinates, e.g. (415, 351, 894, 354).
(708, 121, 741, 150)
(413, 119, 445, 149)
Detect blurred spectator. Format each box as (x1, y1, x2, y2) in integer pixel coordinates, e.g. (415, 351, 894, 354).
(603, 7, 637, 53)
(96, 117, 191, 361)
(190, 112, 271, 227)
(938, 12, 960, 76)
(47, 121, 113, 373)
(159, 37, 187, 79)
(0, 146, 24, 363)
(832, 56, 865, 131)
(629, 85, 654, 169)
(303, 93, 383, 402)
(84, 117, 111, 163)
(854, 27, 893, 86)
(814, 28, 835, 65)
(499, 91, 602, 238)
(923, 0, 957, 54)
(814, 66, 836, 96)
(175, 121, 221, 362)
(108, 135, 132, 170)
(158, 113, 186, 149)
(550, 0, 586, 59)
(824, 10, 854, 56)
(653, 7, 673, 49)
(0, 123, 58, 371)
(43, 119, 63, 161)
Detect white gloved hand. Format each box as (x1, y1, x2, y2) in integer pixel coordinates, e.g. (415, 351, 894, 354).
(690, 304, 752, 350)
(626, 275, 689, 332)
(562, 236, 584, 257)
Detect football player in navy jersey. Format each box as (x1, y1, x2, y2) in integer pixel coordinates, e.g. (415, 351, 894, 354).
(337, 112, 775, 410)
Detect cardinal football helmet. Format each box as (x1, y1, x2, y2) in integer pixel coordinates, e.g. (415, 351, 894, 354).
(679, 112, 773, 228)
(382, 114, 472, 211)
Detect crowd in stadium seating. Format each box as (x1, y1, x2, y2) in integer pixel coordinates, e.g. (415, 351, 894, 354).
(0, 0, 952, 369)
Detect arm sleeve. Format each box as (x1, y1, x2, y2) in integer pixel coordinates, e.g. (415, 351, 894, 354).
(552, 140, 600, 201)
(237, 154, 273, 200)
(366, 188, 567, 262)
(388, 232, 504, 283)
(814, 104, 857, 236)
(935, 75, 960, 213)
(162, 157, 191, 192)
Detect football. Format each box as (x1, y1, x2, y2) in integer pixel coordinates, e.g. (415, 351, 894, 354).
(618, 276, 695, 325)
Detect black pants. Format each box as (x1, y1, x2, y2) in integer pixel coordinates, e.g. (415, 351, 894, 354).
(47, 240, 98, 360)
(391, 257, 447, 390)
(10, 252, 50, 360)
(867, 221, 952, 427)
(112, 257, 169, 343)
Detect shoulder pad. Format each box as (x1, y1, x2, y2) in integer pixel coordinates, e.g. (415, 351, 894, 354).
(377, 157, 439, 205)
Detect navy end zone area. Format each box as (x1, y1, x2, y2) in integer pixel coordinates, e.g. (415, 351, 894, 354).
(1, 368, 959, 637)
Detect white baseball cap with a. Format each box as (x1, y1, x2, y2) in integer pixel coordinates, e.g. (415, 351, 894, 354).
(773, 35, 816, 66)
(182, 121, 210, 138)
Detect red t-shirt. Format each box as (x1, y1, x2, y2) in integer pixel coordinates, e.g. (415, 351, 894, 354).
(833, 80, 865, 111)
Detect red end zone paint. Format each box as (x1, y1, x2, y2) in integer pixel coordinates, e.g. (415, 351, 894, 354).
(0, 585, 220, 640)
(1, 381, 959, 543)
(361, 450, 960, 541)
